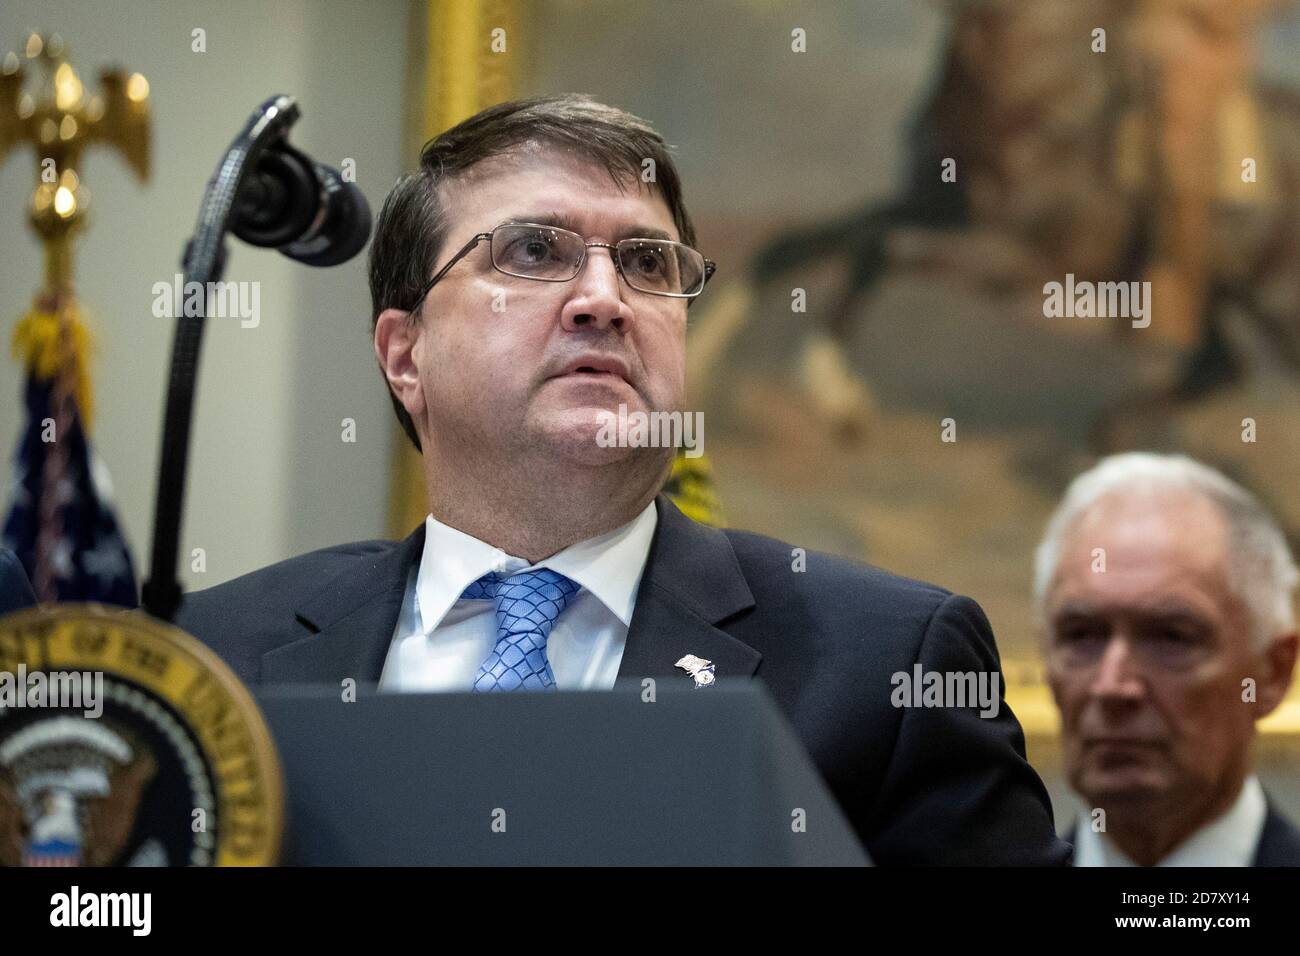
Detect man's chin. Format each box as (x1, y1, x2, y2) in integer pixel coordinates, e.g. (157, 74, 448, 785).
(558, 433, 640, 466)
(1076, 766, 1171, 810)
(533, 410, 645, 465)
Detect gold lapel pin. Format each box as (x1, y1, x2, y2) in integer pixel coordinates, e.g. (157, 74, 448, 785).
(674, 654, 716, 687)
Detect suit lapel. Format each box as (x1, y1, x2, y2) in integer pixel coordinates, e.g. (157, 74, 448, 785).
(617, 495, 761, 683)
(260, 524, 426, 684)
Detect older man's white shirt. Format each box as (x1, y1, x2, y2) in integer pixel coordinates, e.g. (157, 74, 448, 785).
(1072, 775, 1268, 866)
(379, 502, 657, 692)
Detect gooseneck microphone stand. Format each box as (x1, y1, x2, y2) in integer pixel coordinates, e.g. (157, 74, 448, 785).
(141, 95, 305, 622)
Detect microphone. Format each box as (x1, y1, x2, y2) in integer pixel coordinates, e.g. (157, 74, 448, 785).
(229, 140, 371, 267)
(144, 95, 369, 622)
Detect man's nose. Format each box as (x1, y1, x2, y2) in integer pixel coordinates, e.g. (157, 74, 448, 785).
(1089, 635, 1146, 702)
(560, 246, 630, 333)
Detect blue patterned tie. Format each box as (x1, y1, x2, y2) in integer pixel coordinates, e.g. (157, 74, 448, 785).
(461, 568, 581, 691)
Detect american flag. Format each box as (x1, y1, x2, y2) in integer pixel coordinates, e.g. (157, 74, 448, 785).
(2, 369, 137, 607)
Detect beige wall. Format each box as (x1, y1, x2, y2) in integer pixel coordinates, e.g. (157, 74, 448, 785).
(0, 0, 409, 590)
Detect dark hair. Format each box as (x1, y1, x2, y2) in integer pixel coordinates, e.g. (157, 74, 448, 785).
(368, 93, 700, 452)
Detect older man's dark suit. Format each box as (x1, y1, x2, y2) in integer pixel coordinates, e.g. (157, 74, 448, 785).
(1255, 805, 1300, 865)
(1067, 802, 1300, 865)
(176, 494, 1070, 865)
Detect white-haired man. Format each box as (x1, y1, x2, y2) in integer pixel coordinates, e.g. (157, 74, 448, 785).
(1035, 452, 1300, 865)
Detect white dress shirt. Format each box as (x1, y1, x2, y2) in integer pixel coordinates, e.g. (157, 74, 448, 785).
(379, 502, 658, 692)
(1072, 775, 1268, 866)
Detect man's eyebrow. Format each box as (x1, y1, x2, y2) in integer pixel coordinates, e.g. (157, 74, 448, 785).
(1049, 602, 1212, 628)
(500, 212, 675, 242)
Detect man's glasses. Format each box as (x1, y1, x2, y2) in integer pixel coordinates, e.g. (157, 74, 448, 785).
(408, 222, 717, 313)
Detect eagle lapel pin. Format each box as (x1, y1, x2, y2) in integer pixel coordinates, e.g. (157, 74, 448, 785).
(674, 654, 716, 688)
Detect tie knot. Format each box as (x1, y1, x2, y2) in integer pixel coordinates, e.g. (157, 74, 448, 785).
(461, 567, 581, 627)
(462, 568, 581, 692)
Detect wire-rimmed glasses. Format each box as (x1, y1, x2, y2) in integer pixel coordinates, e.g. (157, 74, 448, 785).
(408, 221, 717, 314)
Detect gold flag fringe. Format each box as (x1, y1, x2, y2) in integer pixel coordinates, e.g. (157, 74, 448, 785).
(11, 302, 95, 433)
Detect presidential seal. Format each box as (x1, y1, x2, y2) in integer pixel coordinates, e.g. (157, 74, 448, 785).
(0, 604, 283, 866)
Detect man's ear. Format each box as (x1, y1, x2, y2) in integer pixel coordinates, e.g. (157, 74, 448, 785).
(1254, 631, 1299, 719)
(374, 307, 426, 428)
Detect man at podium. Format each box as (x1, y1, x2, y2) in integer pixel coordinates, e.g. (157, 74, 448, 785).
(176, 94, 1069, 865)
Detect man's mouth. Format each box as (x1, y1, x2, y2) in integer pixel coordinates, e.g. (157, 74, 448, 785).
(551, 354, 633, 384)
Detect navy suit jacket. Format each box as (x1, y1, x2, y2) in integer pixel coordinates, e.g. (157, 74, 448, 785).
(1, 548, 36, 616)
(1254, 804, 1300, 866)
(176, 494, 1070, 865)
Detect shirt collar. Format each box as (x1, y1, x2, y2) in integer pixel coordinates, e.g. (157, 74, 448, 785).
(414, 501, 659, 635)
(1072, 775, 1268, 866)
